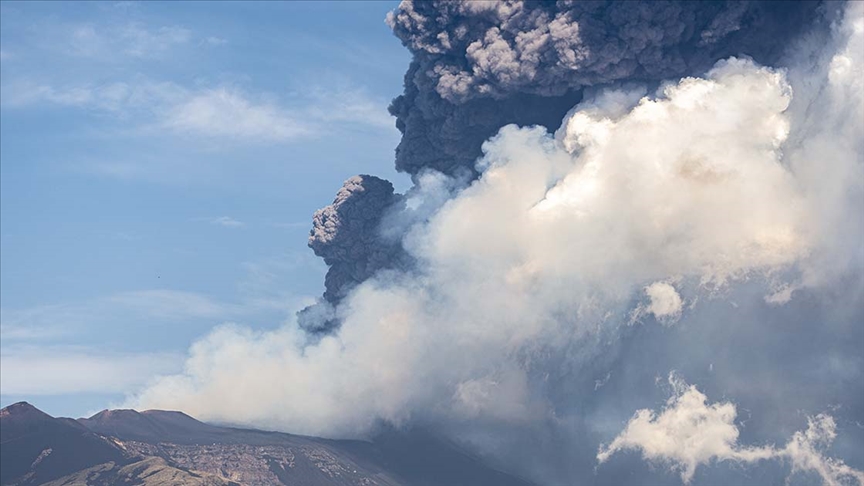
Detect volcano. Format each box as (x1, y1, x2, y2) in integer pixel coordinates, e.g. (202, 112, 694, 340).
(0, 402, 534, 486)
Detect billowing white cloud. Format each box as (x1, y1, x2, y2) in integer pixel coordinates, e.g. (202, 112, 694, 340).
(597, 375, 864, 486)
(137, 57, 832, 424)
(630, 281, 684, 324)
(644, 282, 683, 322)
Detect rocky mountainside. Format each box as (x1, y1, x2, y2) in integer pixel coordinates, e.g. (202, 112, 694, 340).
(0, 402, 534, 486)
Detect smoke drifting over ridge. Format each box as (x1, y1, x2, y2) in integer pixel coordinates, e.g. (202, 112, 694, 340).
(134, 2, 864, 485)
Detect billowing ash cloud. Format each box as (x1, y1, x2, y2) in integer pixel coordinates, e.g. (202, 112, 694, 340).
(132, 2, 864, 485)
(300, 175, 406, 333)
(387, 0, 818, 102)
(386, 0, 822, 177)
(388, 69, 582, 177)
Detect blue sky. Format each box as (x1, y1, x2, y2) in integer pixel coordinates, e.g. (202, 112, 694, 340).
(0, 0, 410, 417)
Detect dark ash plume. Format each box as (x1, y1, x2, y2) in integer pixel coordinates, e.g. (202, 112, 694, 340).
(308, 175, 399, 304)
(387, 0, 821, 103)
(386, 0, 822, 178)
(300, 175, 405, 333)
(389, 63, 582, 178)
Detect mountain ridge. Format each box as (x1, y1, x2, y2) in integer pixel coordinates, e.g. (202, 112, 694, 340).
(1, 401, 535, 486)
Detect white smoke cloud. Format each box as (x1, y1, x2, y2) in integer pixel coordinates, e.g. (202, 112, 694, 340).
(129, 3, 863, 482)
(137, 60, 816, 421)
(631, 281, 684, 324)
(597, 374, 864, 486)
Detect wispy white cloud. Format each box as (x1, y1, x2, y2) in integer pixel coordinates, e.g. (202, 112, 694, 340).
(0, 290, 238, 343)
(1, 13, 393, 145)
(236, 252, 325, 300)
(64, 22, 190, 60)
(268, 221, 310, 230)
(164, 88, 312, 142)
(66, 25, 103, 58)
(0, 278, 318, 346)
(1, 305, 85, 343)
(104, 290, 238, 319)
(110, 1, 139, 12)
(0, 79, 185, 111)
(0, 318, 69, 342)
(0, 346, 183, 396)
(1, 83, 95, 108)
(1, 79, 392, 144)
(201, 36, 227, 47)
(196, 216, 246, 228)
(120, 24, 191, 57)
(302, 86, 395, 130)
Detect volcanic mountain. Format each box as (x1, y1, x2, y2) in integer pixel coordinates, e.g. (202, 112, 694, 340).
(0, 402, 534, 486)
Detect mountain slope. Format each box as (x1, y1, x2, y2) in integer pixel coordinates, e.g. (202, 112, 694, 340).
(40, 457, 237, 486)
(78, 409, 230, 444)
(0, 402, 126, 486)
(1, 403, 534, 486)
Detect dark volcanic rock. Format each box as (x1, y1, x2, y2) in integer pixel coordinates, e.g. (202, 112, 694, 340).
(0, 402, 126, 486)
(1, 403, 534, 486)
(78, 408, 229, 444)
